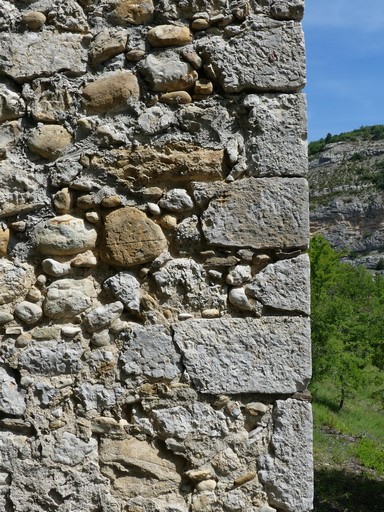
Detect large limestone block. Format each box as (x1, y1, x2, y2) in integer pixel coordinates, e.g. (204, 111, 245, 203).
(0, 32, 87, 82)
(246, 254, 310, 315)
(245, 93, 308, 177)
(34, 215, 97, 256)
(258, 399, 314, 512)
(173, 317, 311, 394)
(196, 16, 305, 93)
(95, 142, 225, 186)
(19, 341, 83, 375)
(140, 50, 198, 92)
(100, 207, 168, 267)
(82, 71, 140, 114)
(198, 178, 309, 250)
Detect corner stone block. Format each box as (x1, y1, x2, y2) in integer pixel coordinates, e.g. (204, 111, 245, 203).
(199, 177, 309, 250)
(173, 317, 311, 394)
(258, 399, 314, 512)
(196, 16, 305, 93)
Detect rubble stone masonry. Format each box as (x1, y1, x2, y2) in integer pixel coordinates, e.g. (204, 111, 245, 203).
(0, 0, 312, 511)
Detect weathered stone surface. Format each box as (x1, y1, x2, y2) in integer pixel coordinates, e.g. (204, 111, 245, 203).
(94, 142, 225, 186)
(34, 215, 97, 256)
(89, 30, 127, 65)
(43, 278, 96, 320)
(0, 260, 35, 306)
(271, 0, 304, 21)
(199, 178, 309, 250)
(258, 399, 313, 512)
(173, 317, 311, 394)
(140, 50, 198, 92)
(84, 301, 124, 333)
(103, 271, 141, 312)
(100, 207, 167, 267)
(246, 254, 310, 314)
(120, 324, 181, 380)
(0, 82, 25, 122)
(0, 32, 87, 82)
(0, 367, 25, 416)
(29, 77, 74, 123)
(159, 189, 194, 212)
(196, 16, 305, 93)
(82, 71, 140, 115)
(154, 258, 227, 312)
(112, 0, 154, 25)
(14, 301, 43, 325)
(147, 25, 192, 47)
(28, 124, 72, 159)
(245, 93, 308, 177)
(19, 341, 83, 375)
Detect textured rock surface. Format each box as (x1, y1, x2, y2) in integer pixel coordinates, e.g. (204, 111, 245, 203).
(0, 1, 311, 510)
(173, 317, 311, 394)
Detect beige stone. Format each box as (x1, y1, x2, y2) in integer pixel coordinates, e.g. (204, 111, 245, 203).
(92, 142, 225, 186)
(159, 91, 192, 105)
(82, 71, 140, 115)
(158, 215, 177, 230)
(0, 226, 9, 256)
(194, 79, 213, 95)
(112, 0, 154, 25)
(101, 195, 122, 208)
(100, 207, 167, 267)
(28, 125, 72, 160)
(147, 25, 192, 47)
(140, 51, 198, 92)
(191, 18, 210, 30)
(22, 11, 46, 30)
(89, 30, 127, 66)
(53, 188, 72, 214)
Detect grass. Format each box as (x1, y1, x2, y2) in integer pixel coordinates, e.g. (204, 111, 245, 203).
(312, 378, 384, 511)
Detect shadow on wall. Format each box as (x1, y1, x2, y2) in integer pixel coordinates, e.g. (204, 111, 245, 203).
(314, 468, 384, 512)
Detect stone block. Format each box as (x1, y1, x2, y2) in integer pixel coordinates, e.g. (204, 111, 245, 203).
(43, 278, 96, 320)
(19, 341, 83, 375)
(258, 399, 314, 512)
(112, 0, 154, 25)
(196, 16, 305, 93)
(173, 317, 311, 394)
(198, 178, 309, 250)
(0, 32, 87, 82)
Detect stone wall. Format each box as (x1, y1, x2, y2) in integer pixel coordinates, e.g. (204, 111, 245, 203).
(0, 1, 312, 511)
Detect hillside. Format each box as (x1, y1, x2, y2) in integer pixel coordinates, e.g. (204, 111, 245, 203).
(309, 125, 384, 268)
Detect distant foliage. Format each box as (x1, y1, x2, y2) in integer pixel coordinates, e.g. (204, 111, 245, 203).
(308, 125, 384, 157)
(309, 236, 384, 408)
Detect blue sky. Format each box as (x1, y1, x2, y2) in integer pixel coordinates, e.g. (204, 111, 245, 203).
(304, 0, 384, 141)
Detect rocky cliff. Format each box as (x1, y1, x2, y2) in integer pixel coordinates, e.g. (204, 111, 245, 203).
(309, 126, 384, 268)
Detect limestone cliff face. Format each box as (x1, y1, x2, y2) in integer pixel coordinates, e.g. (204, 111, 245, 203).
(309, 135, 384, 267)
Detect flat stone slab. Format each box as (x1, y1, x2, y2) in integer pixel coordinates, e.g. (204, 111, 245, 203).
(198, 177, 309, 250)
(173, 317, 311, 394)
(0, 32, 87, 82)
(197, 16, 305, 93)
(258, 399, 314, 512)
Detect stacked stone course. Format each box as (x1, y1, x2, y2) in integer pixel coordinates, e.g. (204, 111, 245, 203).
(0, 0, 312, 511)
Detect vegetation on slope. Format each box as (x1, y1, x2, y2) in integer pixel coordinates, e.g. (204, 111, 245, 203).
(309, 236, 384, 510)
(308, 125, 384, 157)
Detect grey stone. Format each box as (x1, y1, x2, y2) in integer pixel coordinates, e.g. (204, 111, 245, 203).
(246, 254, 310, 314)
(270, 0, 304, 21)
(0, 82, 25, 122)
(75, 383, 123, 412)
(51, 432, 97, 466)
(245, 93, 308, 177)
(0, 311, 13, 325)
(84, 301, 124, 333)
(34, 215, 97, 256)
(42, 258, 72, 277)
(140, 50, 198, 92)
(198, 178, 309, 250)
(173, 317, 311, 394)
(19, 341, 83, 375)
(258, 399, 313, 512)
(120, 324, 181, 381)
(0, 260, 35, 306)
(0, 367, 26, 416)
(196, 16, 305, 93)
(0, 32, 87, 82)
(228, 287, 254, 311)
(158, 189, 194, 212)
(89, 30, 127, 65)
(103, 272, 141, 313)
(226, 265, 252, 286)
(14, 301, 43, 325)
(44, 278, 96, 320)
